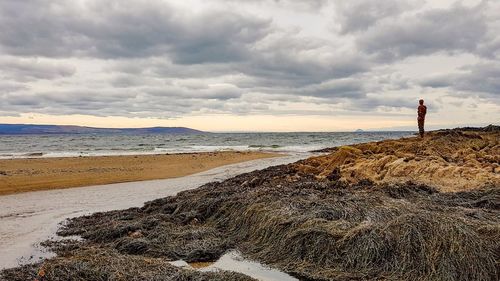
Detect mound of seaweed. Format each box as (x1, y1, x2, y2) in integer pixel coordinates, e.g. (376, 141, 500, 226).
(2, 128, 498, 281)
(299, 127, 499, 192)
(1, 246, 255, 281)
(4, 164, 498, 281)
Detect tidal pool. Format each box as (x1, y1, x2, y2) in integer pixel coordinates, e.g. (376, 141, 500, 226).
(170, 250, 299, 281)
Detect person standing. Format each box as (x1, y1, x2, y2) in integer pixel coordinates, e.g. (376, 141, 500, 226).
(417, 99, 427, 138)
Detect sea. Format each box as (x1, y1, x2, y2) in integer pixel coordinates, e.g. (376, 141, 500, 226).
(0, 131, 413, 159)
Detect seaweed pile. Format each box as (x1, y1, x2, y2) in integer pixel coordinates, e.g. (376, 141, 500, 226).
(1, 128, 499, 281)
(300, 128, 499, 192)
(1, 246, 255, 281)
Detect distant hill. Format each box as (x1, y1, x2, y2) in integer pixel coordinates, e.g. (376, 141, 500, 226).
(0, 124, 205, 135)
(354, 129, 365, 133)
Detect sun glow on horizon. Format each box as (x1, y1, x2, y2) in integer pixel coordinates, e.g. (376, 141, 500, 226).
(0, 112, 482, 132)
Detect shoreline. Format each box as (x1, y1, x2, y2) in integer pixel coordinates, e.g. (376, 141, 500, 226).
(0, 149, 287, 160)
(0, 153, 309, 270)
(0, 151, 283, 196)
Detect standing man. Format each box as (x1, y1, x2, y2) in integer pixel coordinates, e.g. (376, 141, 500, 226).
(417, 99, 427, 138)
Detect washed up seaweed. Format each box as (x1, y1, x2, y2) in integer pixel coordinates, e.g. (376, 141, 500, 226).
(299, 128, 500, 192)
(1, 246, 256, 281)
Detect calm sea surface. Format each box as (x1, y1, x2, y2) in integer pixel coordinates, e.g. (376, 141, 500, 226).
(0, 132, 413, 158)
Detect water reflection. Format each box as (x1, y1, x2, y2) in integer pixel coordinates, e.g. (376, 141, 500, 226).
(170, 250, 299, 281)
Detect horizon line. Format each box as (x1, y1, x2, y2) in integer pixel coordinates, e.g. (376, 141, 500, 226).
(1, 122, 497, 134)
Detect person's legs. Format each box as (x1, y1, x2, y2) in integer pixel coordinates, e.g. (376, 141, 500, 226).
(418, 120, 425, 138)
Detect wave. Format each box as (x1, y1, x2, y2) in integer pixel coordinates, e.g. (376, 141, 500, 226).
(248, 144, 282, 149)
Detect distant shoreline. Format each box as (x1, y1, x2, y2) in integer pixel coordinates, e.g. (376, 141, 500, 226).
(0, 124, 205, 135)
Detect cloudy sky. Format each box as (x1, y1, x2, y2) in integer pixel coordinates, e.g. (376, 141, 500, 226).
(0, 0, 498, 131)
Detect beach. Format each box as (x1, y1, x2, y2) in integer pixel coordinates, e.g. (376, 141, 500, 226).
(1, 127, 499, 281)
(0, 153, 307, 270)
(0, 151, 281, 196)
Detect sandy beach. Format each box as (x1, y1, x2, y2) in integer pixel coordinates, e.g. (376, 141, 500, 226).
(0, 151, 281, 196)
(0, 153, 307, 270)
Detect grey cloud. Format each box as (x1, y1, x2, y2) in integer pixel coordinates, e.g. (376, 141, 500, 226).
(110, 75, 147, 88)
(121, 59, 234, 79)
(102, 50, 400, 117)
(218, 0, 329, 10)
(0, 82, 28, 93)
(419, 75, 454, 88)
(1, 0, 367, 84)
(334, 0, 421, 33)
(1, 83, 245, 118)
(477, 37, 500, 58)
(419, 62, 500, 99)
(239, 51, 369, 88)
(108, 34, 370, 89)
(144, 85, 243, 100)
(351, 96, 416, 111)
(214, 100, 270, 115)
(357, 3, 488, 60)
(297, 78, 366, 99)
(0, 0, 270, 61)
(1, 89, 192, 117)
(0, 57, 75, 81)
(167, 13, 270, 64)
(477, 1, 500, 58)
(455, 63, 500, 96)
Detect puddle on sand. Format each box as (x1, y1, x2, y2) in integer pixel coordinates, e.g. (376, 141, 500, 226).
(170, 250, 299, 281)
(14, 235, 83, 267)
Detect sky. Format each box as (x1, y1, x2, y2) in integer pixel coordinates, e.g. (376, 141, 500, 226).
(0, 0, 499, 132)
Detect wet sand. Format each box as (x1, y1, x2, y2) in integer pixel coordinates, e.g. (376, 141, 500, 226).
(0, 153, 309, 270)
(0, 151, 282, 196)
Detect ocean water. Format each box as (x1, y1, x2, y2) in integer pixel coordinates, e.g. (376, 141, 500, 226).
(0, 132, 413, 158)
